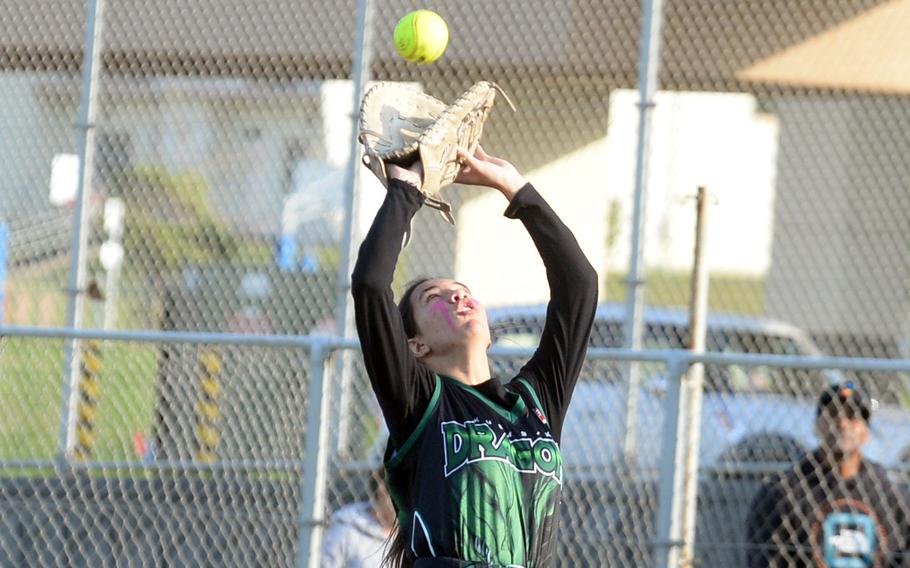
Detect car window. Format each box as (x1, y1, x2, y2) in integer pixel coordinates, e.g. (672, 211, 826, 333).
(590, 320, 624, 348)
(705, 330, 820, 396)
(490, 316, 544, 347)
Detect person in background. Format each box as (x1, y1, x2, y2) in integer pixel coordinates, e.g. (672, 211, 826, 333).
(322, 466, 396, 568)
(745, 382, 910, 567)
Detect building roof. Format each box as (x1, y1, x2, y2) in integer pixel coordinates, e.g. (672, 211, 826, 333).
(0, 0, 890, 89)
(737, 0, 910, 94)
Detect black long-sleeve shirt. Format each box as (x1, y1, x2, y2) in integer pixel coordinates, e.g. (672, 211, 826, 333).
(351, 179, 598, 447)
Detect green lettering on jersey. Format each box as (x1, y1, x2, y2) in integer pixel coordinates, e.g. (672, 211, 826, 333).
(442, 421, 470, 473)
(441, 420, 563, 482)
(533, 439, 560, 476)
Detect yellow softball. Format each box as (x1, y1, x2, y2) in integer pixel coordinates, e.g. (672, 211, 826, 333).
(393, 10, 449, 64)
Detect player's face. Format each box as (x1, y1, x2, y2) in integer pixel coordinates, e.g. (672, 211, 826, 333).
(409, 278, 491, 352)
(815, 409, 869, 457)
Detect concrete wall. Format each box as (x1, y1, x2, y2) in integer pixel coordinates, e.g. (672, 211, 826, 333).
(0, 72, 76, 219)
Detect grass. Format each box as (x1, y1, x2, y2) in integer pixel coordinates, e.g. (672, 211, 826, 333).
(0, 337, 159, 464)
(0, 337, 64, 459)
(90, 342, 160, 461)
(2, 261, 162, 466)
(0, 260, 766, 476)
(604, 270, 766, 315)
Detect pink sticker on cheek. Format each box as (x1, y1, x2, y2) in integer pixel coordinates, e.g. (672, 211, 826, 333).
(432, 300, 458, 331)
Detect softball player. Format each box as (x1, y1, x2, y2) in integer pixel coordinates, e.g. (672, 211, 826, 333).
(351, 146, 598, 567)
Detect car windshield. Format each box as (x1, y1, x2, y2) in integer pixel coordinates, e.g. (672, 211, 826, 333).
(490, 316, 823, 396)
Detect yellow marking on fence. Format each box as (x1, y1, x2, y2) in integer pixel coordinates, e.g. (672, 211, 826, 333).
(74, 340, 102, 460)
(196, 347, 223, 463)
(197, 424, 220, 447)
(197, 400, 220, 422)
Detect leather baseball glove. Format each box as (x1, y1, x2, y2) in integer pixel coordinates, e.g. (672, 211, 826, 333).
(358, 81, 513, 224)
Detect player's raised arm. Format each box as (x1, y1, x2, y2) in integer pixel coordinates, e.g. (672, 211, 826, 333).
(351, 164, 436, 445)
(457, 146, 599, 439)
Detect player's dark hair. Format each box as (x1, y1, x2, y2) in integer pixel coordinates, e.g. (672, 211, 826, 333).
(380, 465, 410, 568)
(383, 528, 410, 568)
(398, 277, 431, 339)
(385, 279, 440, 566)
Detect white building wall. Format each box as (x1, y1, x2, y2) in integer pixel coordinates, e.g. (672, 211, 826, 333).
(604, 89, 779, 276)
(456, 89, 780, 306)
(319, 80, 387, 244)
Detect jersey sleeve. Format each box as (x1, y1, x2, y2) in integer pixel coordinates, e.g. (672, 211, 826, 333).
(505, 184, 599, 440)
(351, 179, 437, 447)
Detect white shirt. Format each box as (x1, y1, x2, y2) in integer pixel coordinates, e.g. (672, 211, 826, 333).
(321, 501, 390, 568)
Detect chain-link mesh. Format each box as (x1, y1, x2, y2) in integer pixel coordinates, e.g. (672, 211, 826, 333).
(4, 0, 908, 354)
(0, 334, 323, 566)
(6, 333, 910, 566)
(0, 0, 910, 346)
(4, 0, 910, 565)
(697, 362, 910, 567)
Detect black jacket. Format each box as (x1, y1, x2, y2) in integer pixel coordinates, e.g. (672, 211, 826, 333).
(745, 449, 910, 567)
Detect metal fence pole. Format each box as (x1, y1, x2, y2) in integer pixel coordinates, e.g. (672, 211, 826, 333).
(296, 338, 335, 568)
(654, 353, 689, 568)
(0, 222, 7, 323)
(333, 0, 375, 456)
(622, 0, 668, 464)
(58, 0, 106, 465)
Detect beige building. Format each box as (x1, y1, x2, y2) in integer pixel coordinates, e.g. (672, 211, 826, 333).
(739, 0, 910, 341)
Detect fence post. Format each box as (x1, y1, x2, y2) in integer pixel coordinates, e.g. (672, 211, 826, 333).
(296, 338, 335, 568)
(332, 0, 376, 458)
(678, 186, 711, 566)
(654, 353, 690, 568)
(621, 0, 669, 466)
(58, 0, 106, 465)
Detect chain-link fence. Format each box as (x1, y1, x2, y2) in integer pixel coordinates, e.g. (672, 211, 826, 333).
(4, 0, 910, 356)
(3, 329, 910, 566)
(4, 0, 910, 565)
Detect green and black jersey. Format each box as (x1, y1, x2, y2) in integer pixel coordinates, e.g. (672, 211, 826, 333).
(385, 375, 563, 566)
(352, 179, 598, 567)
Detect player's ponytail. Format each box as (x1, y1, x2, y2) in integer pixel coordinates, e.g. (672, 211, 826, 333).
(382, 526, 411, 568)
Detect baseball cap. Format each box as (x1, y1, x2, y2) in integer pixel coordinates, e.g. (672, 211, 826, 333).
(816, 382, 872, 422)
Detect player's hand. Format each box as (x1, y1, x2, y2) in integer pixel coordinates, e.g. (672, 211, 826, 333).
(388, 161, 423, 189)
(455, 146, 527, 201)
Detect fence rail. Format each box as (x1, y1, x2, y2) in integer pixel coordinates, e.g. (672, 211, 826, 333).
(3, 325, 910, 566)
